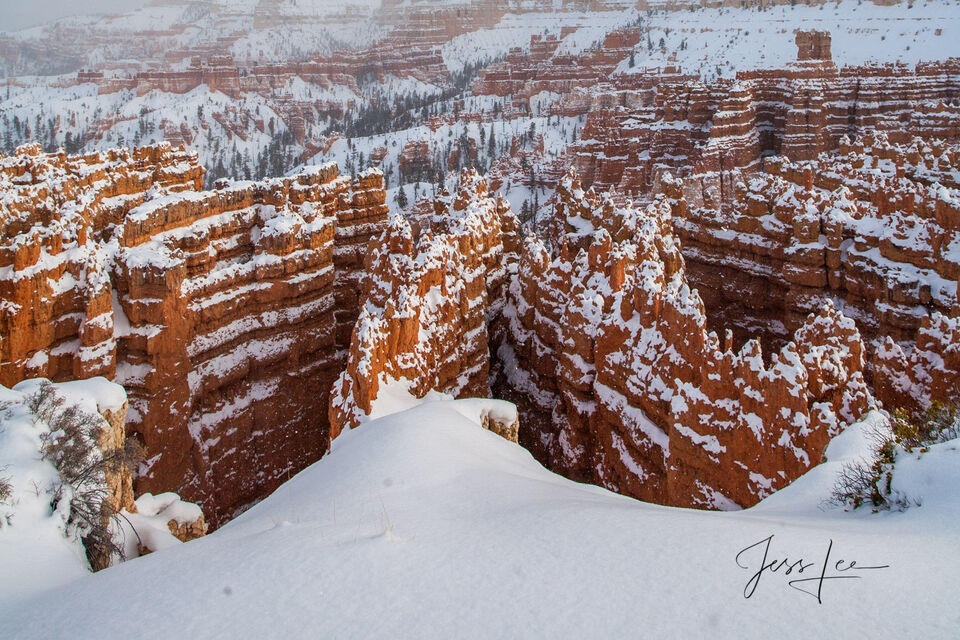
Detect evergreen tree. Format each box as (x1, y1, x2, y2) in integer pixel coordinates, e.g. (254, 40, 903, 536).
(395, 185, 409, 209)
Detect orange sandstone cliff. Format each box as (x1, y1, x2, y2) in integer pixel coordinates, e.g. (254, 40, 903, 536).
(0, 143, 387, 525)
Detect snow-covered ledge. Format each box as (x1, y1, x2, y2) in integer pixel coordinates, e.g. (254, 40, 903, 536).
(357, 375, 520, 443)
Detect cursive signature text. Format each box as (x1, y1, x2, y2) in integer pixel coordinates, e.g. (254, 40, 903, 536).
(735, 534, 889, 603)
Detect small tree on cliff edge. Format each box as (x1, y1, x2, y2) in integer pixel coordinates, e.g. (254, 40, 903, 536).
(395, 185, 409, 209)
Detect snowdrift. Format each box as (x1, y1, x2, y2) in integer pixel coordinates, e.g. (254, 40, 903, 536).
(3, 400, 959, 638)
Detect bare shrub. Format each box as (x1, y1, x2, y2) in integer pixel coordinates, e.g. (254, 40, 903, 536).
(829, 403, 959, 512)
(0, 464, 12, 527)
(828, 423, 898, 510)
(27, 381, 143, 569)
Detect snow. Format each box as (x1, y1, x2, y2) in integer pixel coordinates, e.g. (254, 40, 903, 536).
(365, 375, 517, 432)
(3, 401, 959, 637)
(440, 9, 640, 74)
(13, 376, 127, 420)
(0, 379, 128, 608)
(887, 438, 960, 514)
(620, 1, 960, 82)
(114, 492, 204, 560)
(365, 375, 454, 421)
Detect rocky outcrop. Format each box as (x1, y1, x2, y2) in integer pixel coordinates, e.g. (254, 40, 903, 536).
(497, 169, 875, 508)
(668, 133, 960, 355)
(0, 143, 205, 384)
(873, 313, 960, 417)
(0, 144, 388, 526)
(123, 491, 208, 558)
(795, 30, 832, 62)
(330, 168, 520, 437)
(567, 35, 960, 200)
(2, 376, 206, 570)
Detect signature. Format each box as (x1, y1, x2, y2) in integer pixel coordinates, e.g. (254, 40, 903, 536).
(735, 534, 889, 603)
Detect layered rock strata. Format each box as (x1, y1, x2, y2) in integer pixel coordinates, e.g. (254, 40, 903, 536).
(473, 27, 644, 98)
(0, 142, 204, 383)
(496, 169, 876, 508)
(330, 168, 520, 438)
(0, 144, 388, 526)
(668, 133, 960, 355)
(568, 36, 960, 201)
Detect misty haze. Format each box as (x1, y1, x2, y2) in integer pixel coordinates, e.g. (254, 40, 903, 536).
(0, 0, 151, 31)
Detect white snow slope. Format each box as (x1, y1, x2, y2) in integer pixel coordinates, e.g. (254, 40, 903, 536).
(2, 402, 958, 638)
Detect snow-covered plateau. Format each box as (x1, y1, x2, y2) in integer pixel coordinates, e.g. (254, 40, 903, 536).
(2, 396, 958, 639)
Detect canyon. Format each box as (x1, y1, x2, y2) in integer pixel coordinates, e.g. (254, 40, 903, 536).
(0, 0, 958, 538)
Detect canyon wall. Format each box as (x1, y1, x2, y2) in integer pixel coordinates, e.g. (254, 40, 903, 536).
(0, 143, 388, 526)
(567, 37, 960, 201)
(669, 134, 960, 352)
(3, 144, 956, 520)
(328, 158, 957, 509)
(0, 142, 205, 383)
(496, 170, 876, 508)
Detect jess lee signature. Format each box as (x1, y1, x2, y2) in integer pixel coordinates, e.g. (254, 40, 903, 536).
(735, 534, 889, 603)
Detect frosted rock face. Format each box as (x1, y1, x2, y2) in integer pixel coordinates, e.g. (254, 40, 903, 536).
(667, 134, 960, 352)
(0, 143, 205, 384)
(0, 145, 388, 526)
(565, 46, 960, 200)
(331, 161, 956, 510)
(330, 168, 521, 438)
(873, 313, 960, 418)
(497, 169, 877, 509)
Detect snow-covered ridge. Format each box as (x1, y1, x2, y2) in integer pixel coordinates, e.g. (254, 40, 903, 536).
(2, 399, 957, 637)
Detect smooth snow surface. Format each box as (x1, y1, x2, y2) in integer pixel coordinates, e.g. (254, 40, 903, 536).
(4, 403, 958, 638)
